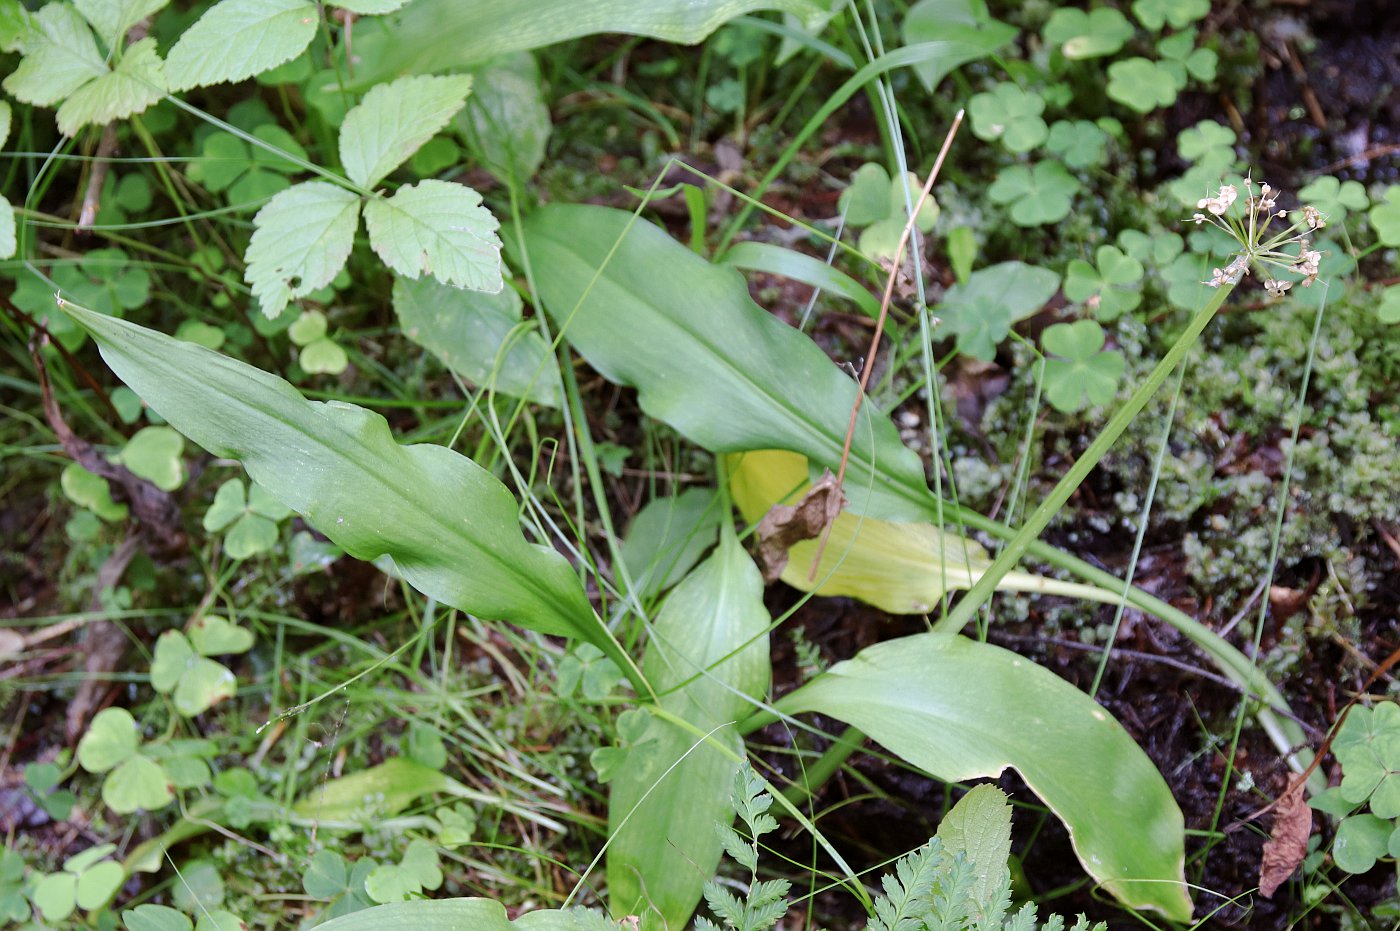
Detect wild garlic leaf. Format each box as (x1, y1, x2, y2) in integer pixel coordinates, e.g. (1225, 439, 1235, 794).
(56, 37, 167, 136)
(339, 74, 474, 189)
(245, 181, 361, 318)
(2, 2, 107, 107)
(165, 0, 318, 92)
(73, 0, 168, 49)
(364, 179, 503, 292)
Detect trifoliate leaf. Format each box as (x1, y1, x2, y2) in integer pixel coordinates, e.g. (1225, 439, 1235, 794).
(1333, 814, 1391, 874)
(363, 180, 502, 292)
(74, 859, 123, 910)
(1369, 186, 1400, 247)
(2, 3, 106, 106)
(1042, 320, 1125, 413)
(1378, 285, 1400, 324)
(339, 74, 473, 189)
(150, 629, 196, 693)
(1043, 6, 1133, 59)
(165, 0, 318, 92)
(935, 261, 1060, 360)
(1132, 0, 1209, 31)
(1106, 58, 1180, 112)
(33, 873, 77, 922)
(968, 82, 1047, 153)
(987, 161, 1080, 226)
(303, 850, 349, 899)
(245, 181, 361, 318)
(74, 0, 168, 48)
(203, 479, 247, 532)
(77, 707, 140, 773)
(189, 615, 255, 655)
(1063, 245, 1144, 321)
(364, 839, 442, 903)
(1297, 176, 1368, 224)
(57, 37, 167, 136)
(104, 752, 174, 812)
(287, 309, 328, 345)
(1044, 119, 1109, 169)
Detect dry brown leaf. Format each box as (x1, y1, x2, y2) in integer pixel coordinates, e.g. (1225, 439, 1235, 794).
(755, 470, 845, 583)
(1259, 786, 1312, 898)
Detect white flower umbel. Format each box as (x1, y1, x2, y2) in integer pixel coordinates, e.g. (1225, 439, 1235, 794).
(1191, 175, 1327, 290)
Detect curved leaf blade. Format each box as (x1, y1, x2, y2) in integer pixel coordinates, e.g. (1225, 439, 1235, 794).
(608, 531, 770, 930)
(58, 302, 618, 657)
(165, 0, 318, 92)
(313, 898, 605, 931)
(524, 203, 927, 522)
(777, 633, 1191, 921)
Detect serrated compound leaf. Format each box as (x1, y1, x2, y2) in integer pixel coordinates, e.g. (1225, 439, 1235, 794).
(75, 859, 124, 910)
(339, 74, 473, 188)
(122, 903, 194, 931)
(55, 36, 167, 135)
(364, 180, 502, 292)
(165, 0, 318, 91)
(190, 615, 255, 655)
(74, 0, 168, 47)
(2, 2, 106, 106)
(936, 784, 1013, 924)
(245, 181, 361, 318)
(104, 754, 173, 812)
(778, 633, 1191, 921)
(173, 657, 237, 716)
(78, 707, 140, 773)
(392, 274, 562, 407)
(58, 303, 621, 660)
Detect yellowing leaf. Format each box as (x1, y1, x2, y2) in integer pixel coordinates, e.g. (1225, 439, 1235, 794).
(729, 449, 1123, 612)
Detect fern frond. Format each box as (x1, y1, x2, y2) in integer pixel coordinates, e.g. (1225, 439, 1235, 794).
(867, 841, 943, 931)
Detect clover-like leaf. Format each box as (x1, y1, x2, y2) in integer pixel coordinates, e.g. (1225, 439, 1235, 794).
(363, 839, 442, 903)
(62, 463, 129, 522)
(1117, 229, 1184, 267)
(1064, 245, 1144, 321)
(104, 753, 173, 813)
(1157, 29, 1216, 83)
(1044, 119, 1110, 169)
(339, 74, 473, 189)
(32, 873, 77, 922)
(1176, 120, 1236, 167)
(1042, 6, 1133, 59)
(245, 181, 361, 318)
(74, 859, 123, 911)
(363, 179, 503, 292)
(117, 425, 185, 491)
(1369, 186, 1400, 247)
(190, 615, 255, 655)
(77, 707, 140, 773)
(1378, 285, 1400, 325)
(2, 3, 105, 107)
(1334, 814, 1392, 874)
(203, 479, 249, 533)
(1107, 58, 1180, 112)
(303, 850, 349, 900)
(1041, 320, 1125, 413)
(56, 36, 167, 136)
(987, 161, 1080, 226)
(839, 162, 895, 227)
(1133, 0, 1209, 31)
(188, 125, 307, 209)
(1298, 176, 1368, 224)
(298, 338, 349, 375)
(968, 82, 1047, 153)
(150, 630, 238, 716)
(935, 260, 1060, 361)
(165, 0, 318, 91)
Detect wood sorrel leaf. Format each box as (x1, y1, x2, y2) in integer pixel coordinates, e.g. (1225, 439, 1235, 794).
(777, 633, 1192, 921)
(58, 302, 632, 675)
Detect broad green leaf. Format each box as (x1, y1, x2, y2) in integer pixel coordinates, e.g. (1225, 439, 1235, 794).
(77, 707, 140, 772)
(0, 99, 11, 148)
(74, 0, 168, 48)
(837, 162, 891, 226)
(968, 82, 1047, 154)
(777, 633, 1191, 920)
(123, 904, 193, 931)
(619, 487, 722, 599)
(59, 303, 631, 671)
(361, 0, 835, 80)
(104, 753, 174, 812)
(458, 53, 550, 184)
(935, 785, 1013, 927)
(293, 758, 448, 821)
(33, 873, 77, 922)
(331, 0, 408, 12)
(2, 2, 106, 106)
(56, 32, 166, 135)
(339, 74, 473, 189)
(117, 425, 185, 491)
(523, 203, 929, 523)
(1042, 321, 1125, 414)
(314, 899, 606, 931)
(1042, 6, 1133, 59)
(717, 240, 882, 320)
(0, 195, 13, 260)
(165, 0, 318, 92)
(364, 180, 503, 292)
(934, 260, 1060, 360)
(901, 0, 1015, 91)
(392, 274, 561, 406)
(1378, 285, 1400, 324)
(729, 449, 1120, 611)
(245, 181, 361, 318)
(1334, 814, 1391, 874)
(987, 161, 1080, 227)
(74, 859, 124, 910)
(608, 530, 771, 931)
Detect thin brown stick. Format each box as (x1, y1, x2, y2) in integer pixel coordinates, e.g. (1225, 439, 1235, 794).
(808, 110, 964, 578)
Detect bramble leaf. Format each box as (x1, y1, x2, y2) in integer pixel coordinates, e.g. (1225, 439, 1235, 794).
(74, 0, 168, 48)
(364, 180, 503, 292)
(245, 181, 361, 318)
(56, 36, 167, 135)
(2, 2, 106, 106)
(165, 0, 318, 91)
(339, 74, 474, 189)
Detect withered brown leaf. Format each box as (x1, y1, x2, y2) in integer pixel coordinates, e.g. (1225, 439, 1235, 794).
(754, 469, 845, 583)
(1259, 786, 1312, 898)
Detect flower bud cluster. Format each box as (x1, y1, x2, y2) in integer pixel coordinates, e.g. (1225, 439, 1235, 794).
(1190, 175, 1326, 300)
